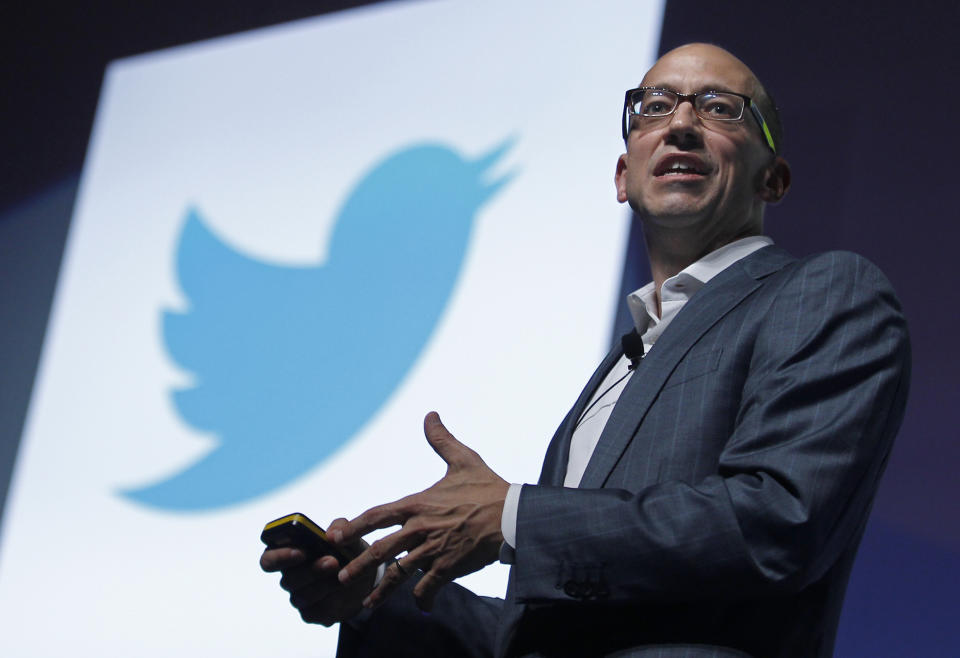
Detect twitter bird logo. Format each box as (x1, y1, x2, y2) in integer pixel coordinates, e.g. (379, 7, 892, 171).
(121, 139, 515, 511)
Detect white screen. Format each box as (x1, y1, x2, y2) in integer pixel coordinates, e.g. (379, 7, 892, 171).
(0, 1, 664, 655)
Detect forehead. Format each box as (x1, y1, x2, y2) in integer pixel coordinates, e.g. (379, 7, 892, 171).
(640, 45, 757, 95)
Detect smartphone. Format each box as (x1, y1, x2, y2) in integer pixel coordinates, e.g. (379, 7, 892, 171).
(261, 512, 354, 564)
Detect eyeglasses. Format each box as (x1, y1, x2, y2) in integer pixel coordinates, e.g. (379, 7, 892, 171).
(622, 87, 776, 153)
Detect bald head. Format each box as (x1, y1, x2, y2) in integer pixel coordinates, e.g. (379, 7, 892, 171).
(645, 44, 758, 92)
(643, 43, 782, 154)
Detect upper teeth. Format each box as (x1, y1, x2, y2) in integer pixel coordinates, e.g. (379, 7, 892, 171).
(670, 162, 691, 170)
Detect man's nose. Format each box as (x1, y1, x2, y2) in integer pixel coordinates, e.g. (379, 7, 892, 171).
(665, 100, 703, 145)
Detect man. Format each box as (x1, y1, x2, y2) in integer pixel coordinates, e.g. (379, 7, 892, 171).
(261, 43, 910, 657)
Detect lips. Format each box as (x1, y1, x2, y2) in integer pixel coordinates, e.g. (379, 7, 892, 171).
(653, 154, 710, 177)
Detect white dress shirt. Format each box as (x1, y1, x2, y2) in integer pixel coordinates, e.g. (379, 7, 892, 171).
(500, 236, 774, 548)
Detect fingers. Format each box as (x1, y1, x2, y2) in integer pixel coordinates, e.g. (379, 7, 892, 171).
(291, 566, 356, 628)
(272, 551, 367, 627)
(363, 537, 450, 611)
(260, 546, 307, 572)
(338, 523, 422, 585)
(412, 568, 446, 612)
(325, 517, 350, 543)
(336, 495, 418, 545)
(288, 573, 337, 609)
(404, 541, 454, 612)
(326, 517, 370, 560)
(279, 555, 339, 591)
(263, 517, 385, 627)
(269, 555, 344, 625)
(362, 554, 417, 609)
(423, 411, 478, 469)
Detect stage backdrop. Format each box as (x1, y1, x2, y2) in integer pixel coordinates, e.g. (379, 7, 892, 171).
(0, 2, 663, 656)
(2, 1, 958, 657)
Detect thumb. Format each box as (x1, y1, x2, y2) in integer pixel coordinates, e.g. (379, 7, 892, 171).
(423, 411, 474, 469)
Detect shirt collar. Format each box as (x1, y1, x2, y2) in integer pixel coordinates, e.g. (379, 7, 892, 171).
(626, 235, 773, 335)
(681, 235, 774, 284)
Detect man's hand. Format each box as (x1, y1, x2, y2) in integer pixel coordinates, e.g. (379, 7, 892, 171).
(260, 529, 374, 626)
(337, 412, 510, 612)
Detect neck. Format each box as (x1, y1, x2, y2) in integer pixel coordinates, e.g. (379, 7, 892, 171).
(642, 220, 761, 317)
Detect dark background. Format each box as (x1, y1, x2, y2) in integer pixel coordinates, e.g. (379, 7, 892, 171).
(2, 1, 958, 654)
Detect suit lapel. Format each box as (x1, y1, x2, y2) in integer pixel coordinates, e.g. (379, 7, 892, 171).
(537, 342, 624, 486)
(577, 245, 795, 489)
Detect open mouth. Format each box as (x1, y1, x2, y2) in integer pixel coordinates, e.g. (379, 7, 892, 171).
(653, 155, 709, 177)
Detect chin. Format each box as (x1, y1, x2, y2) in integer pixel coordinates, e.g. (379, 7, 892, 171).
(639, 187, 712, 213)
(640, 202, 711, 227)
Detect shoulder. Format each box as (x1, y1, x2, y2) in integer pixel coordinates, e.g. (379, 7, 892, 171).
(738, 248, 910, 401)
(751, 248, 909, 353)
(794, 250, 888, 278)
(757, 248, 901, 304)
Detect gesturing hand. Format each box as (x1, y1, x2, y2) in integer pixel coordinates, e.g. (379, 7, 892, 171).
(335, 411, 509, 611)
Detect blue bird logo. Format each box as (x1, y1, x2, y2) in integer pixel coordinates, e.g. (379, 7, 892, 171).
(120, 139, 516, 511)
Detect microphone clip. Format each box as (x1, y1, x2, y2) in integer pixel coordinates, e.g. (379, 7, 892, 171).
(621, 329, 645, 371)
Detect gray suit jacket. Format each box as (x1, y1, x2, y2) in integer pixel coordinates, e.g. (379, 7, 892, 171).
(338, 246, 911, 658)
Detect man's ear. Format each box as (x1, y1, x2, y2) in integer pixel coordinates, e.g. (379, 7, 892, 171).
(759, 156, 791, 204)
(615, 153, 629, 204)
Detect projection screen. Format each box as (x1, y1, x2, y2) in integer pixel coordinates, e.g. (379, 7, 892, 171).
(0, 1, 665, 655)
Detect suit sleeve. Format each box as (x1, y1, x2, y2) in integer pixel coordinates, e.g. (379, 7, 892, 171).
(510, 252, 911, 604)
(337, 574, 502, 658)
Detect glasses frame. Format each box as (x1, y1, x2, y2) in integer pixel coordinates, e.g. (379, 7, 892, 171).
(621, 86, 777, 153)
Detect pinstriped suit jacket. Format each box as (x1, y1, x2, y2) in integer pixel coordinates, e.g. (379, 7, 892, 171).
(338, 245, 911, 658)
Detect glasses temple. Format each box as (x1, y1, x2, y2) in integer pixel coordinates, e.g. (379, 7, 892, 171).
(748, 100, 777, 153)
